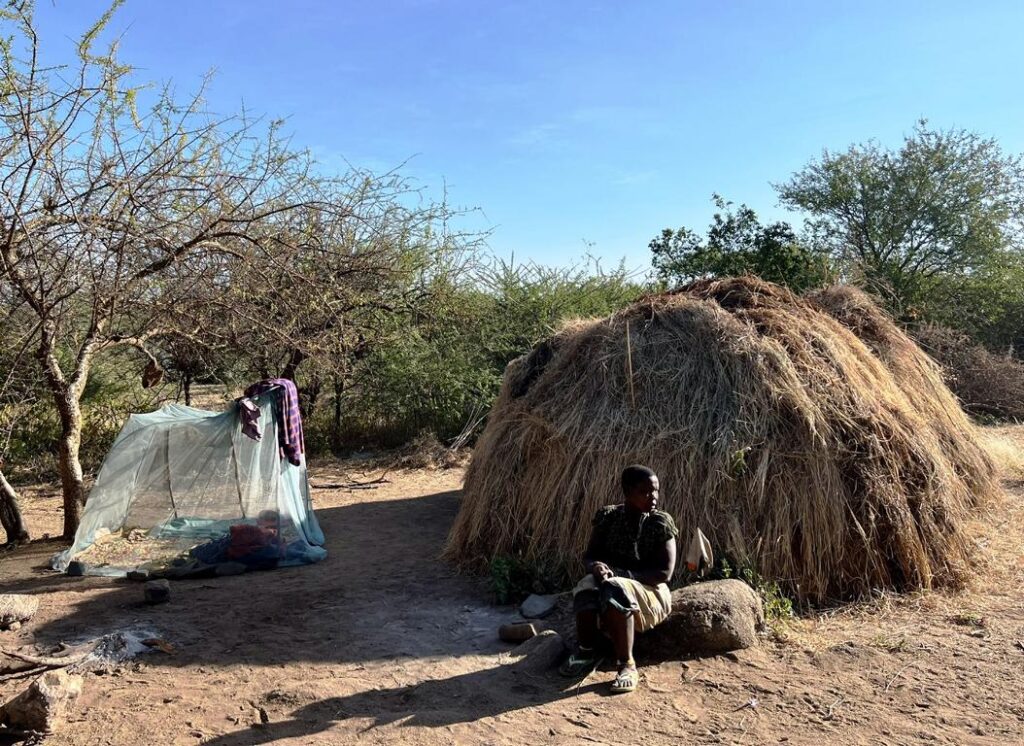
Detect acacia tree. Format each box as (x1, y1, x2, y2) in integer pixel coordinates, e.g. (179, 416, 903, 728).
(0, 292, 34, 544)
(777, 121, 1024, 317)
(649, 195, 833, 292)
(0, 3, 356, 537)
(160, 168, 482, 427)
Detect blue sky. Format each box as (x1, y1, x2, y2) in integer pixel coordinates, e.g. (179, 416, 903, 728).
(34, 1, 1024, 271)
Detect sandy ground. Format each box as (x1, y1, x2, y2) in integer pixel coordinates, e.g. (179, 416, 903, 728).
(1, 429, 1023, 746)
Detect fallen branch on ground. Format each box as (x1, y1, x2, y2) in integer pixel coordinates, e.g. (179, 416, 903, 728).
(313, 472, 391, 490)
(0, 645, 93, 668)
(0, 665, 46, 682)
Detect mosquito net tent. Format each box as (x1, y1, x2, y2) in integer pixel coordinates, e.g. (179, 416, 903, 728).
(52, 388, 326, 577)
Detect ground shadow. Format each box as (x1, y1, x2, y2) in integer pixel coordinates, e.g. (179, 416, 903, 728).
(200, 664, 613, 745)
(4, 490, 527, 669)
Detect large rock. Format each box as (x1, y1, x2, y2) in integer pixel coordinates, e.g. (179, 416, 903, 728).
(510, 630, 566, 674)
(0, 669, 83, 733)
(0, 594, 38, 630)
(637, 579, 764, 658)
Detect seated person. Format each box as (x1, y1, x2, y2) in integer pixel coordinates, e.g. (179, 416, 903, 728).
(559, 465, 678, 694)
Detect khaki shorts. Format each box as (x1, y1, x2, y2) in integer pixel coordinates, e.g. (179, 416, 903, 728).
(572, 574, 672, 633)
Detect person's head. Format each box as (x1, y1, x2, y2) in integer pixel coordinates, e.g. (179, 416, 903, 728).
(621, 465, 659, 513)
(257, 509, 280, 532)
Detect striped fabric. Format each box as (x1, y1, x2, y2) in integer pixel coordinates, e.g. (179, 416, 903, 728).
(243, 378, 305, 465)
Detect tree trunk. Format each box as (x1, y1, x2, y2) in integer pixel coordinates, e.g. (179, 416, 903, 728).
(183, 373, 192, 406)
(53, 390, 85, 540)
(279, 348, 307, 382)
(39, 331, 93, 540)
(332, 375, 345, 451)
(0, 468, 29, 545)
(300, 375, 322, 419)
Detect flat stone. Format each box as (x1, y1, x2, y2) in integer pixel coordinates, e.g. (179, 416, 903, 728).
(126, 570, 150, 582)
(519, 593, 559, 619)
(143, 579, 171, 605)
(0, 669, 83, 733)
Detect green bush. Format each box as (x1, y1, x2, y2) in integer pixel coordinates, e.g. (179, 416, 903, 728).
(488, 554, 564, 605)
(718, 557, 795, 624)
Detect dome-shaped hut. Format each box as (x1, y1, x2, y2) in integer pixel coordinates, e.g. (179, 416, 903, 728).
(444, 277, 995, 603)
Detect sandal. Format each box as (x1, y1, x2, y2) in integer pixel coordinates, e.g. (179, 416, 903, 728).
(610, 661, 638, 694)
(559, 649, 602, 678)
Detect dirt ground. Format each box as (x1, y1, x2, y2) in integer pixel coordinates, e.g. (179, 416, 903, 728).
(2, 429, 1023, 746)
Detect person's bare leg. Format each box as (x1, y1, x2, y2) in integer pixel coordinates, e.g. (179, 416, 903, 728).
(561, 608, 603, 676)
(575, 609, 601, 650)
(602, 608, 639, 692)
(600, 608, 634, 663)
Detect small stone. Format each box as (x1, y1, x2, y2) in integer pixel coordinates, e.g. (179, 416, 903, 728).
(0, 669, 83, 734)
(144, 579, 171, 605)
(7, 621, 21, 631)
(499, 622, 538, 643)
(519, 593, 559, 619)
(65, 561, 86, 577)
(126, 570, 150, 582)
(215, 562, 248, 577)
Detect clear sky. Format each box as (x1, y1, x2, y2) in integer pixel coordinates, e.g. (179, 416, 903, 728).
(33, 1, 1024, 271)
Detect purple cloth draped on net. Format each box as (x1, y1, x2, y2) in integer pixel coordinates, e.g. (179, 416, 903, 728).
(243, 379, 305, 465)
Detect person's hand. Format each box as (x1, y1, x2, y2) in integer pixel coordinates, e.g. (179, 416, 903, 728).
(591, 561, 614, 583)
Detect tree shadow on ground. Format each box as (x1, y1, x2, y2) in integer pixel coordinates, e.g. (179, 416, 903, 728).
(200, 665, 616, 745)
(6, 490, 527, 669)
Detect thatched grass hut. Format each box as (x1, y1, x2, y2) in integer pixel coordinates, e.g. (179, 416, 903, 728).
(445, 277, 996, 603)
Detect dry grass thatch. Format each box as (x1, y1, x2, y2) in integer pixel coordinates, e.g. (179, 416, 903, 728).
(445, 277, 998, 603)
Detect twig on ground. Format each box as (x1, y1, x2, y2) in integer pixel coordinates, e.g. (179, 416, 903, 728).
(824, 696, 845, 720)
(884, 662, 916, 692)
(732, 696, 759, 713)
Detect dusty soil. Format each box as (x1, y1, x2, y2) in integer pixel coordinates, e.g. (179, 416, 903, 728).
(2, 430, 1023, 746)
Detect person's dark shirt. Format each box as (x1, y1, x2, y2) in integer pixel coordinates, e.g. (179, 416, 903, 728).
(588, 504, 678, 576)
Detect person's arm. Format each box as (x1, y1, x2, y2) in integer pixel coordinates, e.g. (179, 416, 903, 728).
(582, 526, 614, 582)
(630, 538, 676, 586)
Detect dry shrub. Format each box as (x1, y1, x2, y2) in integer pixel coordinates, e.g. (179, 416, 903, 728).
(394, 432, 468, 470)
(445, 277, 997, 604)
(910, 324, 1024, 421)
